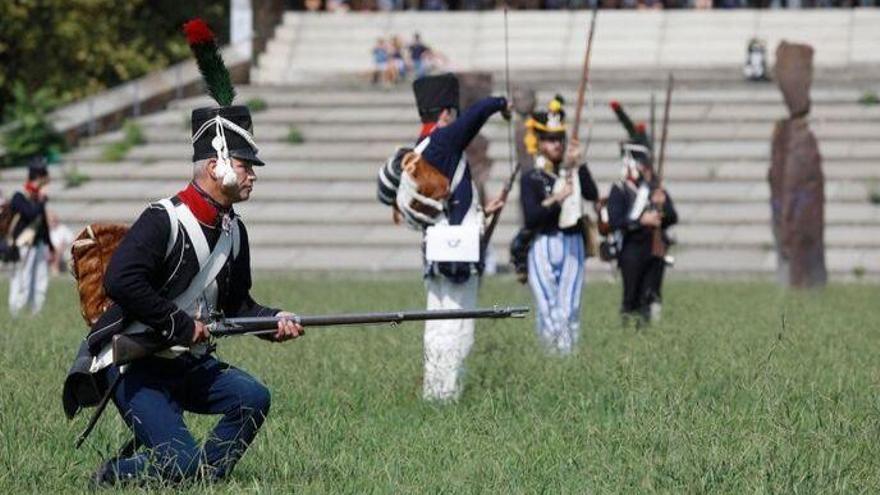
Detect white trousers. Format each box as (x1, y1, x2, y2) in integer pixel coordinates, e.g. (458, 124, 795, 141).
(423, 275, 478, 402)
(527, 232, 585, 355)
(9, 243, 50, 317)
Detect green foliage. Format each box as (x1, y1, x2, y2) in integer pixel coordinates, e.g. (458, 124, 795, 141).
(852, 266, 866, 279)
(0, 1, 228, 123)
(2, 277, 880, 492)
(101, 120, 146, 161)
(123, 121, 146, 146)
(246, 98, 268, 113)
(287, 126, 305, 144)
(857, 91, 879, 106)
(101, 142, 129, 162)
(63, 165, 90, 189)
(0, 83, 66, 168)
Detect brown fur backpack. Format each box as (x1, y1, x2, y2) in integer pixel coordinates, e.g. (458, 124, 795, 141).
(70, 224, 129, 326)
(401, 151, 450, 217)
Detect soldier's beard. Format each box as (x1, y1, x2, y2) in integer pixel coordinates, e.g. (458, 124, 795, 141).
(221, 180, 250, 203)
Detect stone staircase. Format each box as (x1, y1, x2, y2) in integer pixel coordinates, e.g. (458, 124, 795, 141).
(253, 10, 880, 84)
(3, 72, 878, 279)
(3, 11, 879, 279)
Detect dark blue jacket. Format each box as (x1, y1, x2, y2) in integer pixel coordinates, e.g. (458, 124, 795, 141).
(10, 191, 53, 249)
(63, 192, 278, 420)
(520, 164, 598, 235)
(89, 196, 278, 353)
(417, 96, 506, 283)
(607, 181, 678, 247)
(420, 96, 507, 226)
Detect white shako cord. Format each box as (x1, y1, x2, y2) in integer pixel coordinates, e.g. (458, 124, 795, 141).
(191, 115, 259, 187)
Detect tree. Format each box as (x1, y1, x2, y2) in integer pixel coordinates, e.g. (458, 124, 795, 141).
(0, 0, 228, 123)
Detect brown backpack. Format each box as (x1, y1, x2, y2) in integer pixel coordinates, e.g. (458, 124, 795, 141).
(70, 224, 130, 326)
(0, 199, 15, 236)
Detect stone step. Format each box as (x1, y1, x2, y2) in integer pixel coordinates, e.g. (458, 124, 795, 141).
(131, 103, 880, 128)
(14, 159, 880, 183)
(253, 65, 880, 89)
(166, 86, 880, 109)
(7, 177, 874, 204)
(37, 199, 880, 228)
(257, 12, 880, 83)
(64, 139, 880, 164)
(91, 121, 880, 146)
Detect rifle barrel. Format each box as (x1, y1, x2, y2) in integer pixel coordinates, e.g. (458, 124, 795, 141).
(480, 162, 521, 253)
(656, 73, 674, 187)
(211, 306, 530, 337)
(571, 4, 599, 143)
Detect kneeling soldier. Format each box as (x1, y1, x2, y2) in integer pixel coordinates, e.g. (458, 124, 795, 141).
(64, 19, 304, 486)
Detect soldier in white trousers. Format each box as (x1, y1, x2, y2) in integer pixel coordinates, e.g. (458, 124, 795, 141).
(7, 158, 54, 317)
(423, 276, 478, 400)
(9, 243, 51, 316)
(377, 74, 508, 401)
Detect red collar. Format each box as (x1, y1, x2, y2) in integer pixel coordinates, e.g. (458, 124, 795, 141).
(419, 122, 437, 139)
(24, 182, 41, 198)
(177, 183, 230, 226)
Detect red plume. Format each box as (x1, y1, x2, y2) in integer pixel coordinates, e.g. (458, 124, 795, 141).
(636, 122, 646, 133)
(183, 18, 215, 46)
(609, 100, 621, 111)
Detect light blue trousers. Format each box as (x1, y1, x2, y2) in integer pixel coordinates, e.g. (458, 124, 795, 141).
(527, 231, 585, 354)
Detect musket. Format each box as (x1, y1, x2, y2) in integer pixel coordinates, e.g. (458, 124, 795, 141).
(112, 306, 530, 367)
(480, 162, 520, 254)
(480, 7, 517, 254)
(650, 93, 656, 159)
(651, 73, 674, 259)
(571, 3, 599, 148)
(73, 305, 530, 448)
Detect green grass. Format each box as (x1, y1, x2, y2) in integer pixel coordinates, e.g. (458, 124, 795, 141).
(858, 91, 879, 106)
(287, 126, 305, 144)
(245, 98, 268, 113)
(62, 165, 91, 189)
(1, 276, 879, 493)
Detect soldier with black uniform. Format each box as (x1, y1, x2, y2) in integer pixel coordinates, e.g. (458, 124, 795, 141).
(62, 19, 304, 486)
(606, 101, 678, 324)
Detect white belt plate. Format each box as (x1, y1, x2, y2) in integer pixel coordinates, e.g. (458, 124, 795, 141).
(425, 224, 480, 262)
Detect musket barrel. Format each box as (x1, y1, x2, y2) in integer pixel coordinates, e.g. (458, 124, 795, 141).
(211, 306, 530, 337)
(112, 306, 529, 366)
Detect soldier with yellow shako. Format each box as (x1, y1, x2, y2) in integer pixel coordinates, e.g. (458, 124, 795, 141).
(518, 96, 598, 354)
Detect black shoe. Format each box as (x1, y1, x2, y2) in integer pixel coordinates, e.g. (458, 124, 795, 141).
(89, 459, 117, 490)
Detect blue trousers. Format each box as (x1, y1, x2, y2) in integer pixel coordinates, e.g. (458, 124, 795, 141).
(527, 231, 585, 354)
(104, 354, 271, 483)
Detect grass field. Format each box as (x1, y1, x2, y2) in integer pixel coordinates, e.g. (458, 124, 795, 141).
(1, 275, 879, 493)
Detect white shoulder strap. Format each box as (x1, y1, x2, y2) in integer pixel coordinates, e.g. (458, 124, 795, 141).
(174, 203, 210, 268)
(156, 199, 179, 259)
(89, 225, 234, 373)
(449, 156, 467, 193)
(175, 232, 232, 312)
(414, 136, 430, 154)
